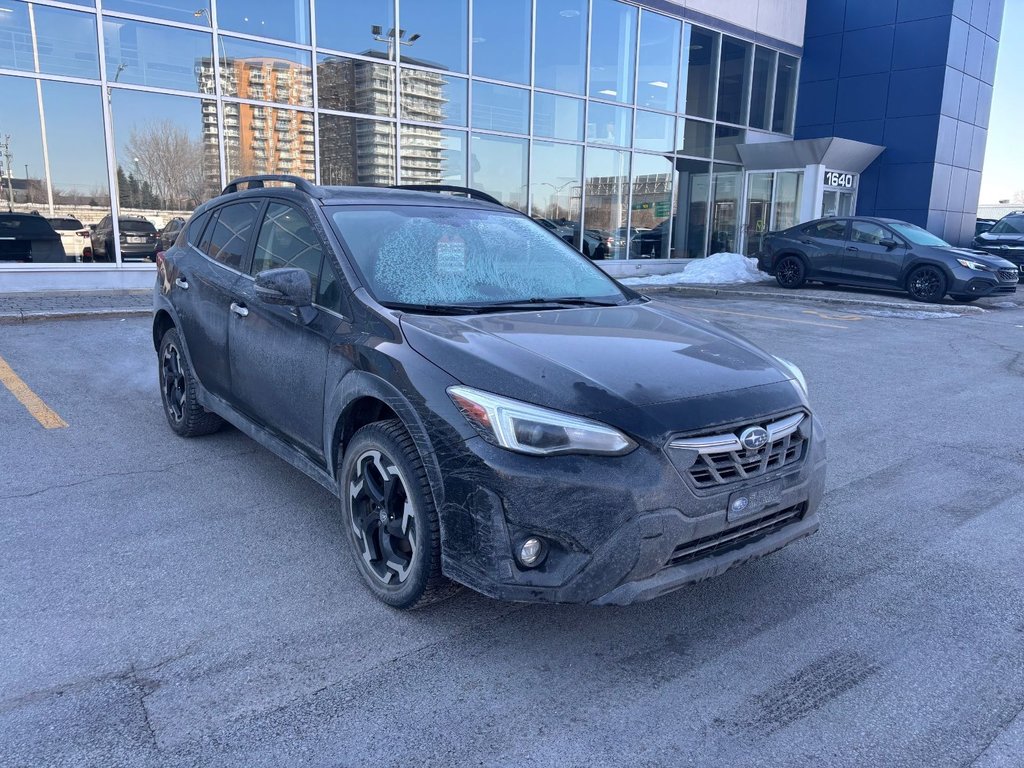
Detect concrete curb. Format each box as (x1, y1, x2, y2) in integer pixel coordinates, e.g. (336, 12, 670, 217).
(638, 284, 990, 314)
(0, 308, 152, 325)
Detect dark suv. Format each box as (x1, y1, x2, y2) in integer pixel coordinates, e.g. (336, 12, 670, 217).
(973, 212, 1024, 273)
(91, 215, 159, 262)
(153, 175, 826, 609)
(759, 216, 1019, 302)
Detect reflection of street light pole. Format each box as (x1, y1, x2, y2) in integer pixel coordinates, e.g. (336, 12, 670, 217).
(371, 25, 420, 58)
(1, 135, 15, 212)
(193, 8, 209, 22)
(113, 62, 127, 82)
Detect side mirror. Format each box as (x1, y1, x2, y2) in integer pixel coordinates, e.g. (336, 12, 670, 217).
(255, 267, 312, 307)
(879, 238, 899, 250)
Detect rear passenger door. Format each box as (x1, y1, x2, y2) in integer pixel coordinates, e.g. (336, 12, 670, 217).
(227, 201, 343, 462)
(843, 220, 907, 284)
(173, 200, 262, 401)
(797, 219, 849, 279)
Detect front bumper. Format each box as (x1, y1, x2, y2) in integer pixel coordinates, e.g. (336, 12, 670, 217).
(436, 413, 827, 605)
(948, 267, 1018, 297)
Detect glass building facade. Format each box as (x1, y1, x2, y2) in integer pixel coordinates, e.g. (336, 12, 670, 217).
(0, 0, 799, 269)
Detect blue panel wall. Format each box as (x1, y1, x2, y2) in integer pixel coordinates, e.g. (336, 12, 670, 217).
(797, 0, 1004, 245)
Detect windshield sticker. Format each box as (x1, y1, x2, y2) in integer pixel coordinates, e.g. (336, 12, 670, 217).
(436, 235, 466, 274)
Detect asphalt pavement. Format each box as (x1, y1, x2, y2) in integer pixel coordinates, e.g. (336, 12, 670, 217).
(1, 297, 1023, 767)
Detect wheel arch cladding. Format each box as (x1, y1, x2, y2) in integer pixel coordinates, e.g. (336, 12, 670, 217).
(903, 259, 951, 285)
(153, 309, 175, 352)
(326, 371, 448, 518)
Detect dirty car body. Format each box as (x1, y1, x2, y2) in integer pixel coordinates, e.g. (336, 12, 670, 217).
(153, 175, 825, 607)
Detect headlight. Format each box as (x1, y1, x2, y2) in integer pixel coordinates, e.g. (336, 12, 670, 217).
(447, 386, 637, 456)
(774, 357, 808, 396)
(956, 258, 990, 271)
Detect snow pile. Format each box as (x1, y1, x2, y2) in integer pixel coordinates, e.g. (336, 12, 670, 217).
(620, 252, 770, 286)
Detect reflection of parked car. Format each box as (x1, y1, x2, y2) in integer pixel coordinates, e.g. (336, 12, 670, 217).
(0, 213, 69, 263)
(760, 216, 1019, 303)
(632, 220, 673, 258)
(534, 217, 608, 259)
(972, 211, 1024, 273)
(91, 215, 159, 262)
(975, 218, 999, 237)
(155, 174, 825, 609)
(158, 217, 186, 252)
(46, 216, 90, 262)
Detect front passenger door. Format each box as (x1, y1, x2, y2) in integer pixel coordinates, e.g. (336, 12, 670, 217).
(844, 221, 907, 283)
(228, 202, 342, 462)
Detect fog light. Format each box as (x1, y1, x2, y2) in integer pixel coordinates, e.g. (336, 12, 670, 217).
(518, 537, 545, 568)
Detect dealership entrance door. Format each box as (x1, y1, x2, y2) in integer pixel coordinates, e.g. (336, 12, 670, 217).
(736, 137, 885, 256)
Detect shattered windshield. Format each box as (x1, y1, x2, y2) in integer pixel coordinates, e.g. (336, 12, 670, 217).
(329, 206, 627, 309)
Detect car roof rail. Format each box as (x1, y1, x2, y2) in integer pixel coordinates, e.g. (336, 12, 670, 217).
(389, 184, 505, 207)
(222, 175, 326, 198)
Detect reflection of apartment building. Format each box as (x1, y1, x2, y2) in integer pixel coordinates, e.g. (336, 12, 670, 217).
(317, 55, 449, 186)
(204, 57, 316, 181)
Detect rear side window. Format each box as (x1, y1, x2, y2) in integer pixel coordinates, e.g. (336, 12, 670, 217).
(0, 215, 57, 238)
(803, 220, 847, 240)
(251, 202, 323, 283)
(48, 218, 83, 230)
(198, 202, 261, 270)
(990, 215, 1024, 235)
(121, 219, 156, 233)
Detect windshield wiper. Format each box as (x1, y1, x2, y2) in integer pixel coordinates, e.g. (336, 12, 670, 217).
(471, 296, 624, 310)
(379, 301, 484, 315)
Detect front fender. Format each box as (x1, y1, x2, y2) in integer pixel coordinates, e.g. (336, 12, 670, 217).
(324, 369, 464, 521)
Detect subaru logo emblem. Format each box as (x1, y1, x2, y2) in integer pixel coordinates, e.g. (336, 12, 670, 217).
(739, 426, 769, 450)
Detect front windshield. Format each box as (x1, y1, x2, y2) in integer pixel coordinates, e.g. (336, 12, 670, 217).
(330, 206, 627, 308)
(889, 222, 950, 247)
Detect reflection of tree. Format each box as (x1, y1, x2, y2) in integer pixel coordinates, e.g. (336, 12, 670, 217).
(125, 120, 208, 208)
(117, 166, 160, 209)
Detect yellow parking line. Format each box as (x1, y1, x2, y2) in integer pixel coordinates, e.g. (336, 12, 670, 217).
(0, 353, 68, 429)
(686, 305, 849, 329)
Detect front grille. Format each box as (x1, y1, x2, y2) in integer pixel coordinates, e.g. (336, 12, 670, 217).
(668, 412, 808, 489)
(998, 269, 1020, 282)
(665, 503, 806, 568)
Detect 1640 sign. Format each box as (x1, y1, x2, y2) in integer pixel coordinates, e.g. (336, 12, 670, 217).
(824, 171, 855, 188)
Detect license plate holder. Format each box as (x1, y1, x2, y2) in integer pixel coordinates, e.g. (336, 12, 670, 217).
(727, 479, 783, 522)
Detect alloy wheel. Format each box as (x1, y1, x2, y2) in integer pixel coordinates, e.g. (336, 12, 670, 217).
(348, 449, 417, 585)
(160, 343, 187, 423)
(777, 257, 803, 287)
(909, 267, 942, 300)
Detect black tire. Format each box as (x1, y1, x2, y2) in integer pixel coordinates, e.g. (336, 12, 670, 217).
(158, 328, 224, 437)
(906, 265, 947, 303)
(339, 420, 452, 609)
(775, 255, 807, 289)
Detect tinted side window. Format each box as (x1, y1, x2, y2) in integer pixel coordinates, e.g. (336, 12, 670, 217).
(185, 211, 211, 246)
(251, 202, 323, 284)
(851, 221, 889, 245)
(804, 220, 847, 240)
(199, 202, 260, 269)
(316, 256, 347, 314)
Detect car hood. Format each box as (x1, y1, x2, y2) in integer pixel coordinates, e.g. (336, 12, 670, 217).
(938, 246, 1018, 269)
(400, 301, 799, 426)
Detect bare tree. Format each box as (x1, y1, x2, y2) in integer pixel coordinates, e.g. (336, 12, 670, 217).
(125, 121, 209, 208)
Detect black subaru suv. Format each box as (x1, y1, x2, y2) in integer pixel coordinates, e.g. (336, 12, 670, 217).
(973, 211, 1024, 273)
(154, 175, 826, 609)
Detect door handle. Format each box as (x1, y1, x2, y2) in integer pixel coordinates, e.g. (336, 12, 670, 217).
(846, 246, 859, 252)
(175, 277, 189, 290)
(800, 239, 813, 245)
(230, 302, 249, 318)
